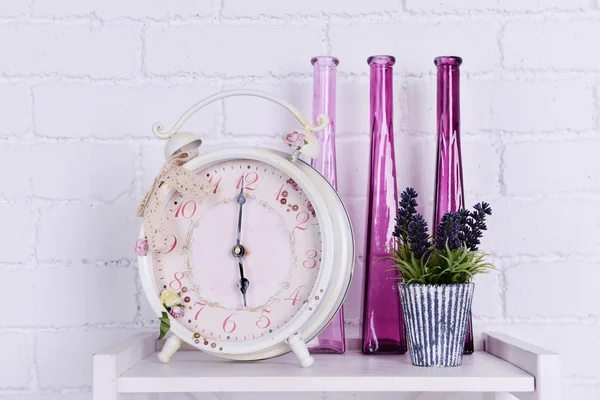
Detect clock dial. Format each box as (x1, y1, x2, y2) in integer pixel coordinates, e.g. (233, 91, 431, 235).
(153, 159, 323, 347)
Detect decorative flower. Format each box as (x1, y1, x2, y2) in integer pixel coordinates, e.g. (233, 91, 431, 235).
(307, 201, 316, 217)
(407, 214, 430, 258)
(160, 290, 181, 308)
(463, 202, 492, 251)
(287, 178, 299, 191)
(169, 305, 185, 318)
(393, 188, 418, 242)
(284, 131, 307, 149)
(134, 238, 149, 256)
(435, 211, 462, 250)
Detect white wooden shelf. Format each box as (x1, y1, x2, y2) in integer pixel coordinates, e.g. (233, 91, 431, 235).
(93, 332, 560, 400)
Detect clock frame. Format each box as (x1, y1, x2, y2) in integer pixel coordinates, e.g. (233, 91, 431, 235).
(137, 90, 354, 367)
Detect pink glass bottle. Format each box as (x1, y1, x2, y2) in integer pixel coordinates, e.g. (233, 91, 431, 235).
(307, 56, 346, 354)
(362, 55, 407, 354)
(433, 55, 473, 354)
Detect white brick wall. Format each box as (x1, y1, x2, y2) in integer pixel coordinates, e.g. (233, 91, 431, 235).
(0, 333, 30, 389)
(1, 0, 597, 398)
(0, 24, 139, 78)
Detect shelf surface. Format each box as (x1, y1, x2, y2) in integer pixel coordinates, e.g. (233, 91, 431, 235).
(118, 350, 534, 393)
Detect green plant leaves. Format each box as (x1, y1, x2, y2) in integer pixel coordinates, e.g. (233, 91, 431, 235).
(389, 239, 495, 285)
(158, 311, 170, 340)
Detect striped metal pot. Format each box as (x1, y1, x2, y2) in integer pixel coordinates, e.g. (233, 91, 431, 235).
(398, 283, 475, 367)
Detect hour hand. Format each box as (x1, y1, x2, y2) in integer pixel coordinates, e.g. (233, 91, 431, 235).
(237, 275, 250, 306)
(233, 249, 249, 306)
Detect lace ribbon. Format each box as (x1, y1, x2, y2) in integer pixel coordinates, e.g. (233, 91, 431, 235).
(137, 149, 206, 251)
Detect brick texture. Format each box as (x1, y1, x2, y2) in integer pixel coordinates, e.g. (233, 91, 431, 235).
(37, 203, 138, 261)
(0, 85, 31, 137)
(504, 140, 600, 195)
(504, 20, 600, 70)
(0, 267, 137, 327)
(2, 0, 598, 397)
(0, 204, 35, 263)
(33, 0, 216, 19)
(33, 84, 220, 138)
(486, 198, 600, 256)
(0, 333, 30, 389)
(223, 0, 399, 17)
(31, 143, 135, 201)
(0, 24, 138, 78)
(506, 261, 600, 318)
(145, 25, 324, 76)
(406, 0, 589, 13)
(0, 145, 31, 199)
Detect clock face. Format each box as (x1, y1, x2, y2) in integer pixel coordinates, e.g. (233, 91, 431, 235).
(152, 159, 323, 349)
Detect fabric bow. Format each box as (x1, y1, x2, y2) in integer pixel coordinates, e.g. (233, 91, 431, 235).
(137, 149, 206, 251)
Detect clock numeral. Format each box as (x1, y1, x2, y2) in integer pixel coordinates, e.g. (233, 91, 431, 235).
(236, 172, 259, 191)
(303, 249, 318, 269)
(256, 308, 272, 329)
(169, 271, 187, 291)
(284, 285, 305, 307)
(222, 313, 237, 334)
(274, 183, 284, 201)
(208, 176, 222, 194)
(158, 235, 177, 255)
(193, 301, 206, 320)
(294, 211, 310, 231)
(174, 200, 196, 219)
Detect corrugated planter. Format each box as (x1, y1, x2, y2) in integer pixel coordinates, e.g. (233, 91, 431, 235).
(398, 283, 474, 367)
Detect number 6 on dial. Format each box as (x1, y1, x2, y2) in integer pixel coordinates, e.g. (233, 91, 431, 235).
(223, 314, 237, 334)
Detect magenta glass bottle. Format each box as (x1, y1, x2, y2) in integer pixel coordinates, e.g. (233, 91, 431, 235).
(307, 56, 346, 354)
(362, 55, 407, 354)
(433, 55, 473, 354)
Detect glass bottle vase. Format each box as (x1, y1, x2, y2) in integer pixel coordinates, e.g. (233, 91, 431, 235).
(362, 55, 407, 354)
(433, 55, 473, 354)
(307, 56, 346, 354)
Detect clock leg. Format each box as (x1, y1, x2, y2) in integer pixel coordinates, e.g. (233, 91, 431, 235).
(288, 333, 314, 368)
(158, 335, 182, 364)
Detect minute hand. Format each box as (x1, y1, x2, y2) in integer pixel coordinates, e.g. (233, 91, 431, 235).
(236, 185, 245, 244)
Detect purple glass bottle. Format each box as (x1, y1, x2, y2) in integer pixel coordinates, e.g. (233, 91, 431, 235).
(362, 55, 407, 354)
(308, 56, 346, 354)
(433, 55, 473, 354)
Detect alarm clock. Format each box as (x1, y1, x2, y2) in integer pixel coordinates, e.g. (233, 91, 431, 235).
(136, 90, 354, 367)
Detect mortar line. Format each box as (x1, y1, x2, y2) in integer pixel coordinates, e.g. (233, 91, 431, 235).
(27, 332, 39, 390)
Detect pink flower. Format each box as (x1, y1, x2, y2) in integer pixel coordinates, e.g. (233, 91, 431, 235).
(169, 306, 185, 319)
(287, 178, 299, 191)
(284, 131, 306, 148)
(135, 238, 149, 256)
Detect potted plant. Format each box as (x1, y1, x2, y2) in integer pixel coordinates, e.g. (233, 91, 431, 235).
(390, 188, 494, 367)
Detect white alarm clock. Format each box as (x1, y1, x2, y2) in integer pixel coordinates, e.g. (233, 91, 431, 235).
(137, 90, 353, 368)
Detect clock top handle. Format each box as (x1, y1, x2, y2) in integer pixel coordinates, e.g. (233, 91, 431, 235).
(152, 89, 330, 139)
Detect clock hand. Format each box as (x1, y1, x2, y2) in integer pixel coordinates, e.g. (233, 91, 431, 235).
(233, 176, 249, 306)
(236, 177, 246, 245)
(237, 258, 249, 307)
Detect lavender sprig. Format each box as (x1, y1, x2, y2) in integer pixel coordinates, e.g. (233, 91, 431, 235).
(458, 209, 471, 244)
(464, 202, 492, 251)
(435, 211, 462, 250)
(392, 187, 418, 243)
(407, 214, 431, 258)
